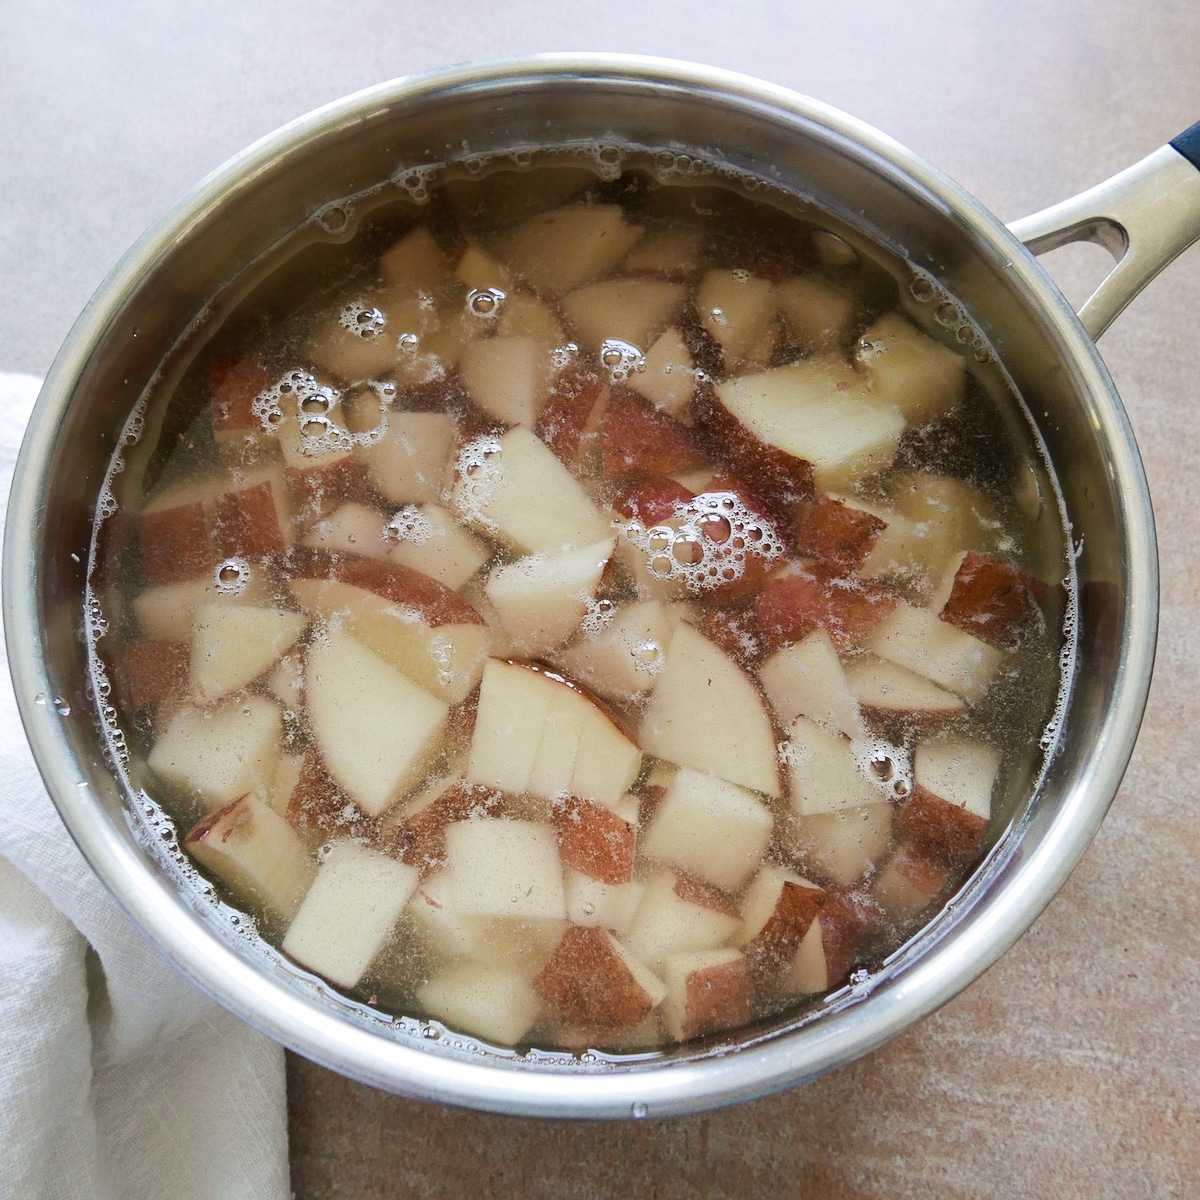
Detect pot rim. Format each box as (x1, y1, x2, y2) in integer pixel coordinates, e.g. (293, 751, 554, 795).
(3, 53, 1158, 1118)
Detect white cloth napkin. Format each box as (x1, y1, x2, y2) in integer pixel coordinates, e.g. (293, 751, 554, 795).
(0, 373, 291, 1200)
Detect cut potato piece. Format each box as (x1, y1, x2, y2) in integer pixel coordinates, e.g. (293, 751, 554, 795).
(300, 501, 391, 560)
(535, 927, 667, 1032)
(640, 621, 781, 797)
(625, 868, 741, 973)
(306, 628, 447, 817)
(786, 717, 884, 817)
(758, 628, 865, 739)
(873, 841, 951, 919)
(553, 795, 637, 886)
(564, 871, 645, 935)
(304, 319, 401, 383)
(378, 226, 456, 293)
(484, 537, 615, 656)
(386, 503, 491, 589)
(625, 326, 695, 421)
(452, 426, 611, 553)
(561, 278, 686, 353)
(697, 269, 777, 369)
(466, 659, 641, 808)
(776, 275, 856, 354)
(661, 948, 751, 1042)
(494, 204, 643, 294)
(455, 240, 513, 292)
(786, 802, 893, 887)
(190, 605, 307, 703)
(865, 601, 1004, 703)
(282, 840, 420, 988)
(715, 356, 905, 490)
(134, 564, 272, 642)
(459, 336, 548, 428)
(147, 695, 282, 811)
(118, 638, 188, 710)
(359, 411, 456, 506)
(444, 819, 566, 920)
(621, 226, 704, 276)
(496, 292, 565, 354)
(184, 795, 315, 923)
(417, 962, 540, 1046)
(552, 599, 674, 703)
(856, 313, 965, 425)
(736, 866, 825, 978)
(640, 767, 773, 892)
(914, 738, 999, 818)
(785, 914, 829, 995)
(843, 654, 968, 727)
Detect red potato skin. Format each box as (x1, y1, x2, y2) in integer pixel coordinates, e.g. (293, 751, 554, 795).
(673, 872, 740, 919)
(702, 601, 766, 668)
(756, 566, 896, 653)
(637, 783, 668, 828)
(694, 384, 815, 515)
(139, 502, 216, 585)
(387, 780, 503, 875)
(535, 369, 606, 466)
(817, 890, 881, 988)
(184, 793, 255, 848)
(601, 389, 708, 477)
(896, 785, 989, 867)
(611, 475, 694, 524)
(553, 797, 636, 886)
(286, 456, 365, 513)
(285, 751, 377, 842)
(118, 638, 189, 710)
(209, 353, 267, 437)
(680, 956, 752, 1041)
(534, 927, 658, 1031)
(288, 546, 485, 628)
(888, 840, 953, 906)
(794, 495, 886, 576)
(744, 879, 826, 979)
(940, 551, 1050, 650)
(213, 479, 289, 558)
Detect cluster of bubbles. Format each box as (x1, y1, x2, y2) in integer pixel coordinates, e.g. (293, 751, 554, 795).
(851, 736, 913, 800)
(908, 267, 995, 364)
(618, 490, 784, 592)
(453, 436, 504, 534)
(339, 302, 387, 339)
(599, 338, 645, 384)
(392, 165, 439, 205)
(385, 504, 434, 547)
(251, 370, 387, 456)
(578, 595, 617, 638)
(652, 151, 717, 185)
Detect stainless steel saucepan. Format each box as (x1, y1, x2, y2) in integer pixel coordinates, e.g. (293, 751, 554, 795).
(6, 55, 1199, 1118)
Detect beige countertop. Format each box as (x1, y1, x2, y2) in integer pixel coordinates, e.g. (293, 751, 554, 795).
(5, 1, 1198, 1195)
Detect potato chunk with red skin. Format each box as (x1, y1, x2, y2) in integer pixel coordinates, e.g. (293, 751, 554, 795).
(756, 565, 897, 654)
(611, 474, 694, 525)
(793, 494, 887, 576)
(662, 948, 752, 1042)
(139, 502, 215, 584)
(939, 551, 1050, 650)
(897, 787, 990, 867)
(533, 369, 606, 467)
(600, 389, 707, 477)
(384, 778, 503, 875)
(553, 797, 636, 886)
(209, 353, 267, 443)
(737, 868, 826, 980)
(117, 638, 189, 710)
(874, 840, 953, 919)
(534, 926, 666, 1032)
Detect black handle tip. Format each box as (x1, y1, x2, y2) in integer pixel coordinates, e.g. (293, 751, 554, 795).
(1169, 120, 1200, 173)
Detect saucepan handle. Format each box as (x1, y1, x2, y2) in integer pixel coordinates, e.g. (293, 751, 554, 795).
(1008, 121, 1200, 340)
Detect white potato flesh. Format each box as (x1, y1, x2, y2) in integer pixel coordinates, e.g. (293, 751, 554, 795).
(843, 654, 968, 720)
(417, 962, 541, 1046)
(914, 739, 1000, 819)
(715, 356, 906, 490)
(451, 426, 611, 553)
(133, 574, 271, 642)
(640, 767, 773, 892)
(786, 803, 893, 887)
(147, 695, 282, 811)
(386, 503, 491, 590)
(758, 628, 865, 739)
(560, 279, 686, 353)
(444, 819, 566, 920)
(625, 869, 741, 973)
(866, 601, 1004, 703)
(776, 275, 856, 353)
(625, 326, 695, 420)
(459, 335, 548, 428)
(785, 916, 829, 995)
(300, 502, 391, 560)
(378, 226, 456, 292)
(564, 872, 646, 935)
(856, 312, 965, 425)
(359, 411, 456, 506)
(455, 240, 513, 291)
(305, 628, 447, 817)
(494, 204, 643, 294)
(190, 605, 307, 704)
(185, 794, 315, 922)
(640, 621, 781, 797)
(289, 577, 491, 705)
(281, 840, 419, 988)
(786, 717, 882, 816)
(553, 599, 674, 703)
(697, 269, 777, 369)
(485, 537, 615, 656)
